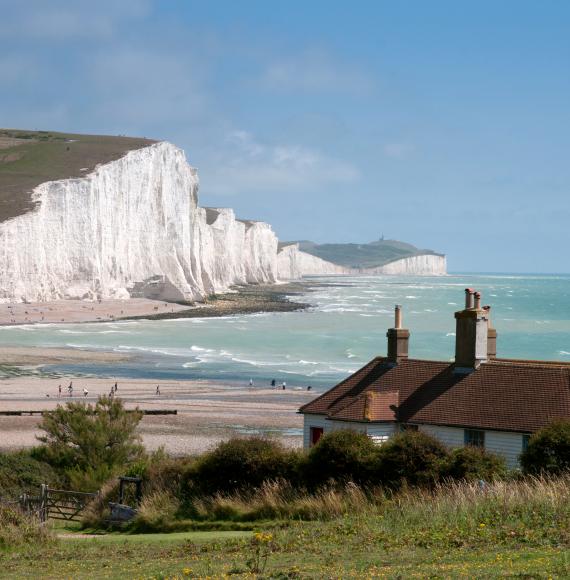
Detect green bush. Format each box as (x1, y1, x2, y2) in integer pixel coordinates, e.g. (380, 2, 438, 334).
(520, 420, 570, 475)
(186, 437, 299, 496)
(0, 450, 63, 498)
(376, 430, 448, 489)
(304, 429, 380, 488)
(442, 446, 506, 481)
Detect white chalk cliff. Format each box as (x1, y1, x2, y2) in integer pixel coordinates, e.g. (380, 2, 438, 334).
(0, 142, 279, 303)
(0, 140, 446, 304)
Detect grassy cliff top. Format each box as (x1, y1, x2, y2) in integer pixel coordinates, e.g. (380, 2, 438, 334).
(0, 129, 156, 222)
(284, 239, 444, 268)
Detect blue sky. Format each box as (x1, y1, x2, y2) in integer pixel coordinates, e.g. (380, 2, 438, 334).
(1, 1, 569, 273)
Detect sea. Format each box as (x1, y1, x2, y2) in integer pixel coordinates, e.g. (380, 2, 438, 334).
(1, 273, 569, 391)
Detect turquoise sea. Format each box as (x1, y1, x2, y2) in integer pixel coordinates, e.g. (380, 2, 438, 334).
(1, 274, 569, 390)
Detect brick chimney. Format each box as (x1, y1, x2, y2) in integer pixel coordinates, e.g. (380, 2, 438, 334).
(454, 289, 489, 372)
(387, 304, 409, 364)
(483, 305, 497, 359)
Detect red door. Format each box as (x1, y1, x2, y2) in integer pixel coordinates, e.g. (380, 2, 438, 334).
(310, 427, 324, 446)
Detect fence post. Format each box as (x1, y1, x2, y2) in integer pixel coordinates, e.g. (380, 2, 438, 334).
(40, 484, 48, 523)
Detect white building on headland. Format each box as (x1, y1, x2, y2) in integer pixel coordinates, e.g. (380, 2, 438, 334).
(299, 289, 570, 468)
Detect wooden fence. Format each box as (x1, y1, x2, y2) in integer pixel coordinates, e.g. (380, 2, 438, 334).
(2, 485, 99, 522)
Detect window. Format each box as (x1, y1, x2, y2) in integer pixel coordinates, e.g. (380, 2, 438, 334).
(522, 434, 531, 452)
(464, 429, 485, 447)
(310, 427, 324, 446)
(399, 423, 418, 432)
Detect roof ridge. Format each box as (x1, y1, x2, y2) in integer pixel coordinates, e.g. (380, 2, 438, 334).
(298, 356, 384, 414)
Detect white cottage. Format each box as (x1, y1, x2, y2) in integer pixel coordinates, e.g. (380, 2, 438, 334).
(299, 288, 570, 468)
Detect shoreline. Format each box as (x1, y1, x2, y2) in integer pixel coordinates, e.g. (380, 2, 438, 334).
(0, 282, 313, 327)
(0, 376, 316, 454)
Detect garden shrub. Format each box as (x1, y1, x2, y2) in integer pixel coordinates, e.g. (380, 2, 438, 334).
(185, 436, 299, 496)
(304, 429, 380, 488)
(441, 445, 506, 481)
(520, 420, 570, 475)
(376, 430, 448, 489)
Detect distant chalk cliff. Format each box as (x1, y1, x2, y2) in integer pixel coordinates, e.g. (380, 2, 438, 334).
(278, 244, 446, 278)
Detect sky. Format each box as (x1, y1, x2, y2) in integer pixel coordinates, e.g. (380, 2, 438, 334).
(1, 1, 569, 273)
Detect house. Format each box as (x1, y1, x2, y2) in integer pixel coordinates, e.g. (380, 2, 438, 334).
(299, 288, 570, 468)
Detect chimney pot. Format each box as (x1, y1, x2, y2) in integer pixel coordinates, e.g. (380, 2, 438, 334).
(474, 292, 482, 310)
(395, 304, 402, 329)
(465, 288, 475, 309)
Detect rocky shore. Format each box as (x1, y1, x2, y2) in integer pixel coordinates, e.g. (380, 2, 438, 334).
(123, 282, 312, 321)
(0, 281, 314, 326)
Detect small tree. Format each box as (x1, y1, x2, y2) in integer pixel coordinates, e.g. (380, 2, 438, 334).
(520, 420, 570, 475)
(36, 396, 143, 489)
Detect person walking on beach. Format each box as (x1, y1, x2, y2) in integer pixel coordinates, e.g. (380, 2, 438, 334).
(249, 378, 254, 387)
(58, 384, 62, 398)
(114, 382, 118, 393)
(271, 379, 276, 387)
(83, 387, 88, 398)
(155, 385, 160, 396)
(282, 381, 287, 390)
(68, 384, 73, 397)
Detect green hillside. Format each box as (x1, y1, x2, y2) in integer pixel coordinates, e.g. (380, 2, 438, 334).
(0, 129, 156, 222)
(290, 239, 443, 268)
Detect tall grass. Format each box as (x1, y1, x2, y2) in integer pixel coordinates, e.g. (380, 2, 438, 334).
(181, 475, 570, 547)
(189, 480, 376, 522)
(0, 505, 54, 549)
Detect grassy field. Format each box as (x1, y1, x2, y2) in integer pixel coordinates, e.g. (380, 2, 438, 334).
(0, 517, 568, 578)
(2, 477, 570, 578)
(0, 129, 155, 222)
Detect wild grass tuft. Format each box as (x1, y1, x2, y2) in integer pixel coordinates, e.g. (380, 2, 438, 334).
(0, 505, 55, 549)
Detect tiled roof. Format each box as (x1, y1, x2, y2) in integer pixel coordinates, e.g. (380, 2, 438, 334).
(300, 357, 570, 433)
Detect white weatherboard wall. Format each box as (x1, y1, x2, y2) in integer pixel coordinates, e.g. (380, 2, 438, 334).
(303, 415, 396, 447)
(419, 424, 524, 468)
(0, 142, 280, 303)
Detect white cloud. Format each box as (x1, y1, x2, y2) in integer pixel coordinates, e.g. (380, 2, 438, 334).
(204, 130, 360, 196)
(383, 143, 415, 159)
(258, 49, 374, 95)
(0, 0, 150, 40)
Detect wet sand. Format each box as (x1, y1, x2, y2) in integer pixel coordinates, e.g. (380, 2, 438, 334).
(0, 298, 190, 325)
(0, 376, 317, 455)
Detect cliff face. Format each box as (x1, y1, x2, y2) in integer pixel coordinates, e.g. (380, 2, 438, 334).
(363, 254, 447, 276)
(0, 142, 279, 303)
(278, 246, 447, 278)
(278, 245, 351, 278)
